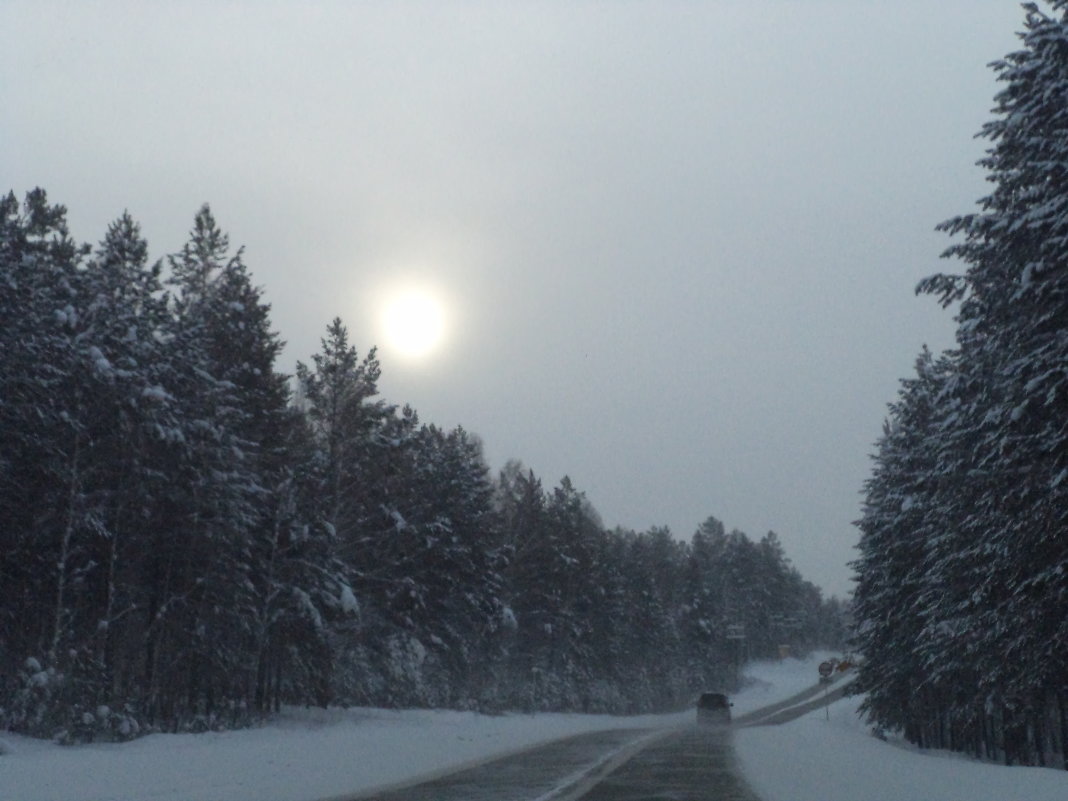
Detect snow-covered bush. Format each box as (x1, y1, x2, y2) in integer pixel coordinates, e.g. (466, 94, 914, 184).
(55, 703, 145, 745)
(0, 656, 149, 744)
(1, 657, 64, 737)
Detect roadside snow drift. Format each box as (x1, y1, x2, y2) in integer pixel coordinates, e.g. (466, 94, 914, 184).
(0, 705, 687, 801)
(734, 692, 1068, 801)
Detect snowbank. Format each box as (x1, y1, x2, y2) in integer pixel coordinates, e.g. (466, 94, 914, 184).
(735, 692, 1068, 801)
(0, 704, 686, 801)
(730, 651, 837, 716)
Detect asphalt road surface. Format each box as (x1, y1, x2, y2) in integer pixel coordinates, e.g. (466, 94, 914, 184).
(352, 728, 659, 801)
(567, 726, 761, 801)
(347, 674, 854, 801)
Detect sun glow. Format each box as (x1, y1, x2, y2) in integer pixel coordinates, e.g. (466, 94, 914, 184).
(380, 288, 447, 360)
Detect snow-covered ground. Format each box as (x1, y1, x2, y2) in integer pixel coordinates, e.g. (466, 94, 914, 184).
(0, 703, 685, 801)
(1, 653, 1065, 801)
(735, 690, 1068, 801)
(731, 651, 837, 716)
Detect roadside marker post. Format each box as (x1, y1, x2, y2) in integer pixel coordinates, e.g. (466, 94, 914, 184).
(818, 661, 834, 720)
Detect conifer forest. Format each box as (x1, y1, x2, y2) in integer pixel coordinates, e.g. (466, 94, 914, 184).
(852, 2, 1068, 770)
(0, 190, 843, 743)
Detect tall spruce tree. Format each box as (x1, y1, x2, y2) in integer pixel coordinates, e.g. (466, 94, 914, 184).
(139, 205, 264, 725)
(854, 2, 1068, 764)
(71, 212, 175, 726)
(853, 349, 957, 741)
(0, 190, 92, 733)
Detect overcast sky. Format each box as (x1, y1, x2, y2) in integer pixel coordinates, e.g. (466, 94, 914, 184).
(3, 1, 1028, 598)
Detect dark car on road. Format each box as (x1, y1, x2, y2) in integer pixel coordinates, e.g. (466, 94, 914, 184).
(696, 692, 732, 725)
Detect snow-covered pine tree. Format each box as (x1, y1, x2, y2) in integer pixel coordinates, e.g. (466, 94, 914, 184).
(69, 212, 177, 733)
(493, 462, 556, 709)
(0, 190, 93, 734)
(851, 2, 1068, 764)
(616, 526, 690, 709)
(295, 318, 401, 704)
(541, 477, 605, 707)
(852, 349, 960, 744)
(576, 526, 631, 711)
(295, 318, 387, 544)
(678, 519, 733, 695)
(919, 1, 1068, 765)
(136, 206, 266, 726)
(395, 423, 506, 707)
(0, 196, 173, 738)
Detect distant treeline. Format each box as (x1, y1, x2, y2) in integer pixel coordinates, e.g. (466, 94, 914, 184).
(0, 189, 843, 743)
(852, 4, 1068, 770)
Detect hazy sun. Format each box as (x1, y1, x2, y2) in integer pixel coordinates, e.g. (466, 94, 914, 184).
(380, 288, 447, 359)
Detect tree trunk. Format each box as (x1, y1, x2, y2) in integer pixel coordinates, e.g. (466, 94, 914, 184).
(49, 433, 81, 665)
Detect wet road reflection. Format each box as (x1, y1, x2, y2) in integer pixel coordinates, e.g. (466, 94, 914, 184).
(574, 726, 761, 801)
(359, 728, 654, 801)
(355, 724, 759, 801)
(348, 684, 845, 800)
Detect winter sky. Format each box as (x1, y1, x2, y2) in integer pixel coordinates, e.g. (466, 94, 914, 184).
(2, 2, 1027, 598)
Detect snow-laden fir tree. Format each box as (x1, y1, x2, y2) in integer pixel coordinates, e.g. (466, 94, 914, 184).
(856, 1, 1068, 765)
